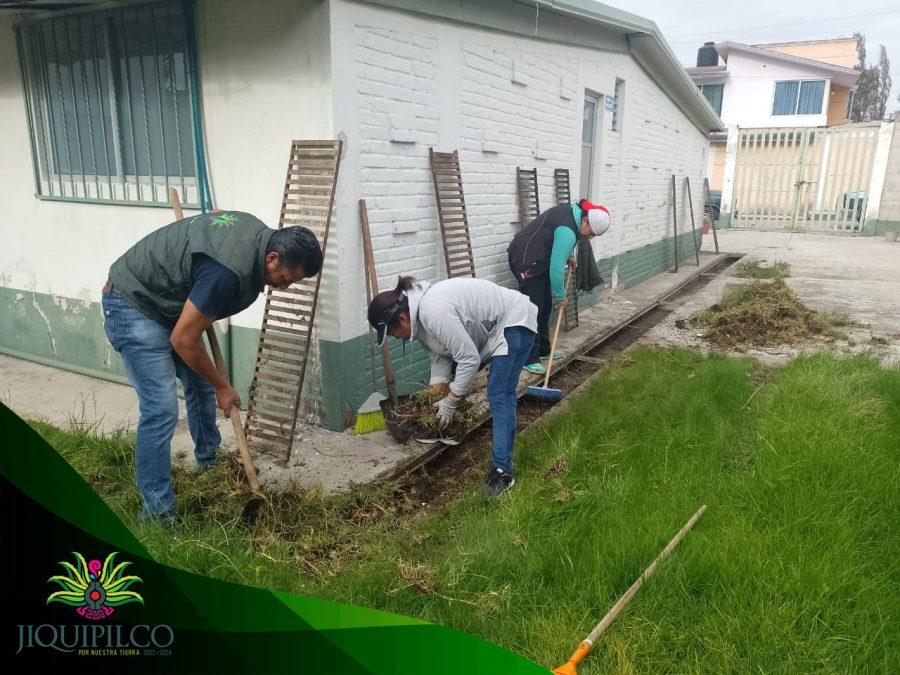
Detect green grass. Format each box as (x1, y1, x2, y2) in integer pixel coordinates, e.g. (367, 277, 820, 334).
(33, 348, 900, 673)
(736, 259, 792, 279)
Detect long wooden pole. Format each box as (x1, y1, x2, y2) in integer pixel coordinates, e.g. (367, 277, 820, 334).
(205, 328, 261, 492)
(169, 188, 260, 492)
(671, 174, 679, 273)
(358, 199, 398, 405)
(170, 186, 184, 220)
(685, 177, 701, 266)
(704, 178, 720, 254)
(553, 505, 707, 675)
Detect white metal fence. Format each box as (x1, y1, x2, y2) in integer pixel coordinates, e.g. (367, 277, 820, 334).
(728, 123, 881, 233)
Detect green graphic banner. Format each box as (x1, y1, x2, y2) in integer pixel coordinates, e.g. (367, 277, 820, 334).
(0, 403, 547, 674)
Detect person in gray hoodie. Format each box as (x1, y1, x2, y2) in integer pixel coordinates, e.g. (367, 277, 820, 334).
(368, 276, 537, 496)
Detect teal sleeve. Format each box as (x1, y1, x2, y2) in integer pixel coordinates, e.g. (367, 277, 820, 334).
(549, 227, 577, 300)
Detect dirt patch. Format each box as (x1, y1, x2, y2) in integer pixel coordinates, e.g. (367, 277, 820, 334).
(692, 278, 853, 349)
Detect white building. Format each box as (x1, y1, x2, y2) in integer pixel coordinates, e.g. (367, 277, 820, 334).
(0, 0, 721, 430)
(687, 39, 861, 192)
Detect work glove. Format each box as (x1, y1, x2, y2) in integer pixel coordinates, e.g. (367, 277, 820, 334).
(433, 394, 460, 430)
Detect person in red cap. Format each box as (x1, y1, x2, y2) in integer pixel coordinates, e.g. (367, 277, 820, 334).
(507, 199, 611, 374)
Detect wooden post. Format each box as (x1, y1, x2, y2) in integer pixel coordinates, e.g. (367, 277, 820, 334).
(671, 174, 679, 273)
(684, 177, 701, 266)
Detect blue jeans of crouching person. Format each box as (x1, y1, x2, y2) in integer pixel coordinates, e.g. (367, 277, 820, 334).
(487, 326, 536, 474)
(102, 291, 220, 521)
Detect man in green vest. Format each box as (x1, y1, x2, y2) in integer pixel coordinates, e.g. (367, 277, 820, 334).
(101, 211, 322, 525)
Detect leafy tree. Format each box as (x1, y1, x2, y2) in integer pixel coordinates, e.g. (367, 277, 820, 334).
(849, 33, 892, 122)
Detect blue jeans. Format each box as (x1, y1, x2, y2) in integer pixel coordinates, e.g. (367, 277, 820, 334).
(102, 291, 220, 520)
(487, 326, 535, 474)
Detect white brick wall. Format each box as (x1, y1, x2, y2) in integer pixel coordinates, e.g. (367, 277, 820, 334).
(353, 26, 442, 284)
(330, 0, 709, 340)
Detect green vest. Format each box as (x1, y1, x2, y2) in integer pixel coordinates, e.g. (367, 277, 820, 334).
(109, 211, 275, 327)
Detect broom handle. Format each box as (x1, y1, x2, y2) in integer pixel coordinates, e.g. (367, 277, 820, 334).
(363, 235, 379, 393)
(562, 505, 707, 670)
(359, 199, 398, 405)
(541, 267, 572, 390)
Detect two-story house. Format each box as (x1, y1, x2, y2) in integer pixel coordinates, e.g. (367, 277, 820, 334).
(688, 38, 861, 191)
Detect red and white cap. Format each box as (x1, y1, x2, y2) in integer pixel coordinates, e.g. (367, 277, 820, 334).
(580, 201, 611, 236)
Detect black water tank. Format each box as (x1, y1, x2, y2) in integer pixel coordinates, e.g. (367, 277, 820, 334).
(697, 42, 718, 67)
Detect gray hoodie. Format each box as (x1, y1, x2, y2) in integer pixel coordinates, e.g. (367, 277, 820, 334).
(406, 278, 538, 397)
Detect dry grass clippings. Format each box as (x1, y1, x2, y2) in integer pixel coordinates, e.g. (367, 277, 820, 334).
(692, 278, 853, 349)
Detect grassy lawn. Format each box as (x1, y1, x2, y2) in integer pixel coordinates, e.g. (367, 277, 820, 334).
(33, 347, 899, 673)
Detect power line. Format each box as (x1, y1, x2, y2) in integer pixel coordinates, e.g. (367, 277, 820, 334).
(665, 9, 900, 40)
(668, 25, 900, 46)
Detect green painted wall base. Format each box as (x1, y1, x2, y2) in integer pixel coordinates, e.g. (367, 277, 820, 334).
(0, 286, 252, 402)
(316, 229, 703, 430)
(862, 219, 900, 236)
(0, 229, 702, 432)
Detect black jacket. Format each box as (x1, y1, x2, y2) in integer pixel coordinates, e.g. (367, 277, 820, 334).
(507, 204, 579, 282)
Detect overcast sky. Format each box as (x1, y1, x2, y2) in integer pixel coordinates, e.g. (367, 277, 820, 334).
(603, 0, 900, 112)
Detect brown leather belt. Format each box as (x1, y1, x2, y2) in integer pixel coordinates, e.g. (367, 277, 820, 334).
(102, 279, 117, 294)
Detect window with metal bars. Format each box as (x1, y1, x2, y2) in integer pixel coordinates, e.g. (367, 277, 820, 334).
(15, 1, 204, 207)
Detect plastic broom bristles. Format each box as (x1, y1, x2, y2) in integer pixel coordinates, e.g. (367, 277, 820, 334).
(354, 410, 386, 435)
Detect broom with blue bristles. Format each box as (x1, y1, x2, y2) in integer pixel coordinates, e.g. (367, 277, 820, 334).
(526, 268, 572, 403)
(355, 199, 388, 435)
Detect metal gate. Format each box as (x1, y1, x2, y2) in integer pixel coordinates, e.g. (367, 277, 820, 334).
(731, 123, 879, 233)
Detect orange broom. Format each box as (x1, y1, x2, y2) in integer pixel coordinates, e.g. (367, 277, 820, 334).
(553, 505, 707, 675)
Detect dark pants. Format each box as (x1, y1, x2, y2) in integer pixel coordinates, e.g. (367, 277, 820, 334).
(518, 274, 552, 365)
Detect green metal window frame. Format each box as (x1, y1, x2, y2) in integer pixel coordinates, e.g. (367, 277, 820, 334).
(15, 0, 211, 210)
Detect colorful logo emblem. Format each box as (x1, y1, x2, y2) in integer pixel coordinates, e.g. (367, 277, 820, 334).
(211, 212, 237, 228)
(47, 553, 144, 621)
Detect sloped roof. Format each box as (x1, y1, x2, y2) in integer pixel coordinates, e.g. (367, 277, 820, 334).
(715, 41, 860, 86)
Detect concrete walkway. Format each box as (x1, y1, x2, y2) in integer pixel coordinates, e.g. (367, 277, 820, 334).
(2, 250, 727, 493)
(642, 229, 900, 365)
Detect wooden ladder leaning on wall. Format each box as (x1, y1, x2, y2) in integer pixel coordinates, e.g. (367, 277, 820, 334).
(244, 140, 342, 464)
(429, 148, 476, 278)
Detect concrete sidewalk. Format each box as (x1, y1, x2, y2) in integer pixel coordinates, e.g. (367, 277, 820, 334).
(2, 248, 730, 493)
(642, 229, 900, 365)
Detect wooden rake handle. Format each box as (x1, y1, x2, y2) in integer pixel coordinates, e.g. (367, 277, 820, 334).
(205, 328, 261, 493)
(554, 505, 707, 675)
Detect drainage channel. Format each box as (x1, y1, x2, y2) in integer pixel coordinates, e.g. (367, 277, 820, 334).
(385, 254, 743, 505)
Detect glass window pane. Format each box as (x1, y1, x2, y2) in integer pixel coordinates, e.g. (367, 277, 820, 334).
(582, 100, 596, 143)
(798, 80, 825, 115)
(773, 81, 799, 115)
(18, 0, 197, 203)
(579, 143, 593, 198)
(701, 84, 723, 116)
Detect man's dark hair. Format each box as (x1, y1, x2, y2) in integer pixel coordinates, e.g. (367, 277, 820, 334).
(266, 226, 323, 277)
